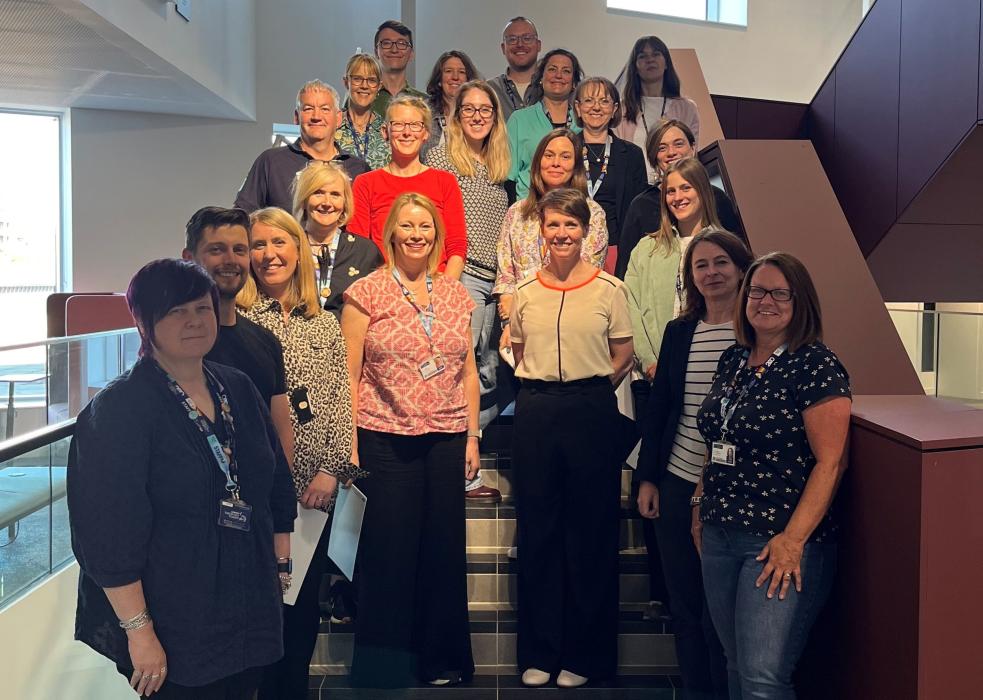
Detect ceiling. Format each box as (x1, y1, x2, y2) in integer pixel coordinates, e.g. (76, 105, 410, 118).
(0, 0, 250, 119)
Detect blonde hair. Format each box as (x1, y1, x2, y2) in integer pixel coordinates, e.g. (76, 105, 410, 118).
(385, 94, 433, 135)
(292, 161, 354, 229)
(345, 53, 382, 81)
(237, 207, 322, 319)
(444, 80, 511, 182)
(648, 158, 722, 255)
(382, 193, 446, 275)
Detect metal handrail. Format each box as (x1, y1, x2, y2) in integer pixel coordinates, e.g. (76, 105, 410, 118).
(887, 308, 983, 318)
(0, 327, 136, 354)
(0, 419, 75, 463)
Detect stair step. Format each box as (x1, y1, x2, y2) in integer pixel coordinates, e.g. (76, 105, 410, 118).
(308, 673, 680, 698)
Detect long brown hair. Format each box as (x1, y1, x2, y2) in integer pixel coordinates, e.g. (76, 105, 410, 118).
(425, 50, 480, 117)
(735, 252, 823, 353)
(617, 36, 682, 124)
(649, 158, 721, 255)
(520, 128, 587, 219)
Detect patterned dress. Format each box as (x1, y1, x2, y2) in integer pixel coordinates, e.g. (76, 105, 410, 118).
(335, 111, 390, 170)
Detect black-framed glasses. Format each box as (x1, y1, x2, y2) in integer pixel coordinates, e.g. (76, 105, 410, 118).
(347, 75, 380, 87)
(504, 34, 538, 46)
(576, 97, 615, 109)
(747, 286, 794, 302)
(459, 105, 495, 119)
(388, 120, 425, 133)
(377, 39, 411, 51)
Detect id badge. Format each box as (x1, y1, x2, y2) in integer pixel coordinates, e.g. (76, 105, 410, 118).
(419, 353, 446, 380)
(711, 441, 736, 466)
(218, 498, 252, 531)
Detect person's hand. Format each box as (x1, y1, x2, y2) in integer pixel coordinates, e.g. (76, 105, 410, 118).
(465, 437, 480, 480)
(497, 294, 513, 320)
(127, 625, 167, 696)
(636, 480, 660, 519)
(691, 504, 703, 558)
(300, 470, 338, 509)
(499, 324, 512, 350)
(755, 532, 805, 600)
(644, 362, 658, 382)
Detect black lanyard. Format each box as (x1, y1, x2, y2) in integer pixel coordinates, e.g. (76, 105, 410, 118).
(503, 76, 523, 110)
(640, 96, 669, 134)
(542, 100, 572, 129)
(311, 233, 340, 299)
(158, 363, 240, 498)
(718, 345, 787, 439)
(393, 269, 437, 349)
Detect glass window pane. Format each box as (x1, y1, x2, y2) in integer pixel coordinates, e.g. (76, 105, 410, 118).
(0, 112, 62, 348)
(607, 0, 707, 22)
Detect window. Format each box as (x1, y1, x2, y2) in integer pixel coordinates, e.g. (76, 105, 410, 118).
(607, 0, 748, 27)
(0, 110, 65, 347)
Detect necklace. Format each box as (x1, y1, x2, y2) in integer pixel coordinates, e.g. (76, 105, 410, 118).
(582, 135, 611, 199)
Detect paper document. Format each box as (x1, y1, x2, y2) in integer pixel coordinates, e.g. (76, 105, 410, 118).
(283, 506, 329, 606)
(327, 484, 367, 581)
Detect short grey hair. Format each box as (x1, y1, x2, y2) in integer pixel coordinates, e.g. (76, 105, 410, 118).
(295, 80, 340, 111)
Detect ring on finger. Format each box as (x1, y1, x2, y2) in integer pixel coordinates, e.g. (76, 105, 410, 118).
(783, 572, 792, 579)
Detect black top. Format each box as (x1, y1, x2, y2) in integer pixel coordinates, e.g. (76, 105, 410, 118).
(67, 358, 297, 686)
(637, 317, 699, 485)
(205, 314, 287, 406)
(696, 342, 851, 542)
(319, 231, 384, 319)
(234, 138, 369, 213)
(581, 134, 648, 248)
(614, 184, 741, 279)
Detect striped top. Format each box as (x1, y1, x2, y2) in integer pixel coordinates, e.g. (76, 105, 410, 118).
(667, 320, 736, 483)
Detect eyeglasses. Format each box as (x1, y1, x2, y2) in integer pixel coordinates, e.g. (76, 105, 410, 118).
(347, 75, 380, 87)
(388, 120, 425, 133)
(459, 105, 495, 119)
(377, 39, 411, 51)
(504, 34, 539, 46)
(576, 97, 615, 109)
(747, 286, 794, 302)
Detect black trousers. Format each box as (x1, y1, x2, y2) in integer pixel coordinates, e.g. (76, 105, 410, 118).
(512, 378, 622, 679)
(350, 429, 474, 688)
(258, 515, 333, 699)
(117, 665, 261, 699)
(654, 472, 728, 700)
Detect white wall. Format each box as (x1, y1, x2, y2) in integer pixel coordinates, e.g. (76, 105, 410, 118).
(414, 0, 863, 103)
(75, 0, 257, 118)
(70, 0, 397, 293)
(0, 564, 133, 700)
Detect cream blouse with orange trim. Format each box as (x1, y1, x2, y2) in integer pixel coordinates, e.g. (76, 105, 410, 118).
(511, 269, 633, 382)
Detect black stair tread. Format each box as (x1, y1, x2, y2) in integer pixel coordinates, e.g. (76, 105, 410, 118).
(309, 674, 677, 698)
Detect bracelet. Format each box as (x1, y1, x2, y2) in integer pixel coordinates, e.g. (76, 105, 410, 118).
(316, 467, 335, 477)
(119, 609, 152, 631)
(279, 572, 292, 594)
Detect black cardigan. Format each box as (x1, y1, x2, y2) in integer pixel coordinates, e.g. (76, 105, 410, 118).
(636, 316, 700, 486)
(579, 133, 649, 248)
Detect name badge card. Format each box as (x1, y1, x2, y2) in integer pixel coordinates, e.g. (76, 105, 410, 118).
(711, 441, 736, 466)
(419, 353, 446, 380)
(219, 498, 253, 532)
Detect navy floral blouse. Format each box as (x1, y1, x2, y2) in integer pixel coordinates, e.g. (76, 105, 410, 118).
(696, 341, 851, 542)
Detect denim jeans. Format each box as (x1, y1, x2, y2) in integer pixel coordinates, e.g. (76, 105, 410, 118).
(701, 524, 836, 700)
(460, 271, 499, 429)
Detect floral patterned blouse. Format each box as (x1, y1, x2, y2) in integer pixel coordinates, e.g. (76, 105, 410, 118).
(493, 198, 608, 297)
(335, 111, 390, 170)
(696, 341, 852, 542)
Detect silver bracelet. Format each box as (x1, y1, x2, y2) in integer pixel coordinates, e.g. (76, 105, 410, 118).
(316, 467, 334, 477)
(119, 609, 152, 631)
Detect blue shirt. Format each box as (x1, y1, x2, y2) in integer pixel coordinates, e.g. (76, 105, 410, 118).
(68, 358, 297, 686)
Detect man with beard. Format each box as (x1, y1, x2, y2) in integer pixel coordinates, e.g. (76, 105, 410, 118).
(235, 80, 368, 213)
(182, 206, 295, 465)
(489, 16, 542, 121)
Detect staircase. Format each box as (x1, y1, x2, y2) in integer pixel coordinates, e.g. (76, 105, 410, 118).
(308, 447, 681, 698)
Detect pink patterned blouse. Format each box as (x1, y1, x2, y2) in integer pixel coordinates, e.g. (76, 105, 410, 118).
(345, 268, 476, 435)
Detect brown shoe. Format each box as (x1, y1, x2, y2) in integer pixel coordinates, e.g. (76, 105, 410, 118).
(465, 484, 502, 503)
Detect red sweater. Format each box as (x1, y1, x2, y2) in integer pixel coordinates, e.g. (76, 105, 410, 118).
(348, 167, 467, 269)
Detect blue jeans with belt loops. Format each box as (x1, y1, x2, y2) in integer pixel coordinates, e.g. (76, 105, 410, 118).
(700, 524, 836, 700)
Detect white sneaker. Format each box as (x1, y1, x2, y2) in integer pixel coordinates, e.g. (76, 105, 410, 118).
(521, 668, 550, 686)
(556, 670, 588, 688)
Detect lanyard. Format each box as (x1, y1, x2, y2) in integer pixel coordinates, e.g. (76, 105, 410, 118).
(503, 75, 525, 110)
(542, 100, 571, 128)
(344, 111, 371, 161)
(640, 96, 668, 134)
(393, 269, 436, 345)
(158, 363, 240, 497)
(582, 135, 611, 199)
(311, 233, 341, 298)
(718, 344, 787, 438)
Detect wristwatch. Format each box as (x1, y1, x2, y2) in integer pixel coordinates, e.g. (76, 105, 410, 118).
(277, 558, 293, 575)
(467, 429, 482, 440)
(689, 496, 702, 507)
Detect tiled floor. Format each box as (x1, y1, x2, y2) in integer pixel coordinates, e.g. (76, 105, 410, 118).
(309, 673, 681, 698)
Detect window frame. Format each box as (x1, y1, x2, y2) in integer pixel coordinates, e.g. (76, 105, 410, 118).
(606, 0, 748, 28)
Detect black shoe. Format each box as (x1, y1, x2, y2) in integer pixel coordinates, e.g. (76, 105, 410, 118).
(642, 600, 671, 622)
(328, 580, 357, 624)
